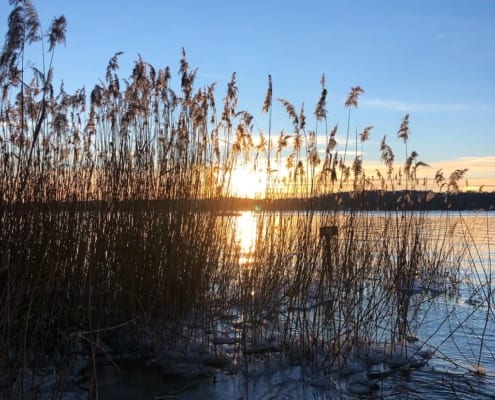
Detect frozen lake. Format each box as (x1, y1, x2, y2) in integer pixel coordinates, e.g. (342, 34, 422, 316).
(96, 210, 495, 399)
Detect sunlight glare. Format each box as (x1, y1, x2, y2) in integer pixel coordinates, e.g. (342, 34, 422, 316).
(229, 166, 266, 198)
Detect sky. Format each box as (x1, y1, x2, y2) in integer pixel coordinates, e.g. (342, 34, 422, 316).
(1, 0, 494, 191)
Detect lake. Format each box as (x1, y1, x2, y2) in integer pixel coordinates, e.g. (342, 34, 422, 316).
(97, 210, 495, 399)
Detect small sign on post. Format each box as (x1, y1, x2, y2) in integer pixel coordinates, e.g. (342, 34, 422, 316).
(320, 226, 338, 238)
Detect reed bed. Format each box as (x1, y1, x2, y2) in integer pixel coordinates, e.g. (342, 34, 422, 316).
(0, 2, 493, 399)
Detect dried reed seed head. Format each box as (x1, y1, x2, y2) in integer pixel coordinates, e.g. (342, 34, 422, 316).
(221, 73, 238, 126)
(286, 152, 296, 169)
(380, 135, 387, 150)
(447, 168, 469, 193)
(359, 126, 373, 142)
(293, 132, 304, 152)
(48, 15, 67, 52)
(106, 52, 123, 83)
(277, 131, 291, 148)
(278, 98, 298, 130)
(352, 156, 363, 175)
(315, 88, 327, 120)
(23, 0, 42, 43)
(329, 124, 338, 138)
(309, 148, 320, 166)
(226, 72, 238, 101)
(345, 86, 364, 108)
(255, 133, 267, 152)
(179, 47, 189, 75)
(380, 135, 395, 169)
(326, 137, 337, 152)
(299, 104, 306, 131)
(148, 63, 156, 84)
(261, 74, 272, 113)
(434, 169, 445, 184)
(2, 1, 40, 62)
(397, 113, 410, 142)
(315, 75, 328, 120)
(449, 168, 469, 182)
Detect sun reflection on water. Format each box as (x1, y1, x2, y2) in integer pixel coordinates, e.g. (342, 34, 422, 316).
(235, 211, 258, 266)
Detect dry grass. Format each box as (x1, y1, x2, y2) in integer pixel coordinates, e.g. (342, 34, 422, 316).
(0, 2, 492, 399)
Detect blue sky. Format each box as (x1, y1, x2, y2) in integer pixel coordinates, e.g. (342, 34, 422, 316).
(2, 0, 494, 189)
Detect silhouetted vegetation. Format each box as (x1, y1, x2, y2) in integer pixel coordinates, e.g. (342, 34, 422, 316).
(0, 2, 493, 399)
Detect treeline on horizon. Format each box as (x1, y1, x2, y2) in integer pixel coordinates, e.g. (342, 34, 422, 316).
(254, 190, 495, 212)
(6, 190, 493, 212)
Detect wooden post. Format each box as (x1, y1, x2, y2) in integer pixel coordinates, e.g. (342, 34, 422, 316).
(320, 225, 338, 277)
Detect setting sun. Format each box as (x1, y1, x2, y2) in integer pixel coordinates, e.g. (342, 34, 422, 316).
(228, 166, 267, 198)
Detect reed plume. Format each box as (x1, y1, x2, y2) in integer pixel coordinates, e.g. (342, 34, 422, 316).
(397, 113, 410, 143)
(380, 135, 395, 178)
(276, 130, 291, 163)
(403, 151, 429, 189)
(341, 86, 364, 190)
(344, 86, 364, 108)
(315, 73, 327, 121)
(397, 114, 411, 183)
(434, 169, 446, 191)
(448, 168, 469, 193)
(0, 0, 41, 84)
(359, 126, 372, 143)
(278, 98, 299, 132)
(47, 15, 67, 52)
(261, 74, 272, 114)
(404, 151, 418, 176)
(261, 74, 273, 181)
(326, 124, 338, 153)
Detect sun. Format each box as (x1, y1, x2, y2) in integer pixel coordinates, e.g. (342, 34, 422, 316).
(228, 165, 267, 198)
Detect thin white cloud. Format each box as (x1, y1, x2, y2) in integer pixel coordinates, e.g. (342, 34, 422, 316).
(361, 98, 471, 113)
(427, 156, 495, 190)
(430, 156, 495, 177)
(364, 156, 494, 176)
(365, 156, 495, 190)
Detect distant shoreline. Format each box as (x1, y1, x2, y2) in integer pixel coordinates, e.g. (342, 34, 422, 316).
(2, 191, 494, 212)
